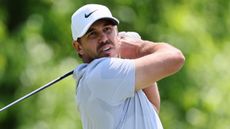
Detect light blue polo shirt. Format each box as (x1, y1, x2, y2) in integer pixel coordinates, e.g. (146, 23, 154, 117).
(73, 57, 163, 129)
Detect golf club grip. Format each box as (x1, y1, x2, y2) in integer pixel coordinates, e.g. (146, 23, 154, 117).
(0, 70, 74, 112)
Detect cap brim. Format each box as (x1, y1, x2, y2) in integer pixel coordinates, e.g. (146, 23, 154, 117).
(78, 17, 119, 39)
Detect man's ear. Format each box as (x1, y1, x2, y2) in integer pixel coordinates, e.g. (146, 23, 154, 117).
(72, 40, 84, 56)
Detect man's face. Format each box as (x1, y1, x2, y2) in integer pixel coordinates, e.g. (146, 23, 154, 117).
(74, 19, 119, 63)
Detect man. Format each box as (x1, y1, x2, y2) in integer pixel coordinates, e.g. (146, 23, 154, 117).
(71, 4, 185, 129)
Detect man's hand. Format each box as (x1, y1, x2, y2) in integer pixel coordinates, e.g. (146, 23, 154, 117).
(118, 31, 142, 59)
(118, 31, 161, 59)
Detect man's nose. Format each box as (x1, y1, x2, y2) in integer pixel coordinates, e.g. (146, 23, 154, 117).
(98, 32, 108, 44)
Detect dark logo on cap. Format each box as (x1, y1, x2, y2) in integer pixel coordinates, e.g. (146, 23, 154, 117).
(85, 10, 97, 18)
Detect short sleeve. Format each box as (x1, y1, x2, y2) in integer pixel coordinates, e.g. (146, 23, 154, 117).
(86, 58, 135, 105)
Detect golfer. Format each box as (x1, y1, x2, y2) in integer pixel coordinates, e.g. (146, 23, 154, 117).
(71, 4, 185, 129)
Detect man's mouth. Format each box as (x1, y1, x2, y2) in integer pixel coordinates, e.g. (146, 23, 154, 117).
(102, 46, 111, 52)
(98, 44, 113, 56)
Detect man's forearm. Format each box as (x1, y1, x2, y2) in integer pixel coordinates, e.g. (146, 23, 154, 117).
(143, 83, 160, 113)
(119, 38, 162, 59)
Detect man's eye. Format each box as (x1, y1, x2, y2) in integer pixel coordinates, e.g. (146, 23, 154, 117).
(88, 31, 97, 38)
(104, 26, 112, 33)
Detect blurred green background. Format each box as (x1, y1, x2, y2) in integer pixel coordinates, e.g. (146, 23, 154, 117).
(0, 0, 230, 129)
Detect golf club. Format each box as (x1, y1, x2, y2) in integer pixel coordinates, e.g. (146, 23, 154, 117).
(0, 70, 74, 112)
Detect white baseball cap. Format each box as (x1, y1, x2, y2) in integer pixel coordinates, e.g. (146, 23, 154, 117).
(71, 4, 119, 40)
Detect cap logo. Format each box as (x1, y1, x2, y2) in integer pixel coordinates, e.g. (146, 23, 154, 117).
(84, 10, 97, 18)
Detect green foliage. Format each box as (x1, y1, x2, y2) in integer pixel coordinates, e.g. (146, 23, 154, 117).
(0, 0, 230, 129)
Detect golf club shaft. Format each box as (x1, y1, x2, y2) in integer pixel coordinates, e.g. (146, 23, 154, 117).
(0, 70, 74, 112)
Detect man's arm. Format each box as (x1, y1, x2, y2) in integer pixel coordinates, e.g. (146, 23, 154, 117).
(143, 83, 160, 113)
(118, 32, 184, 113)
(134, 41, 185, 90)
(119, 38, 185, 90)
